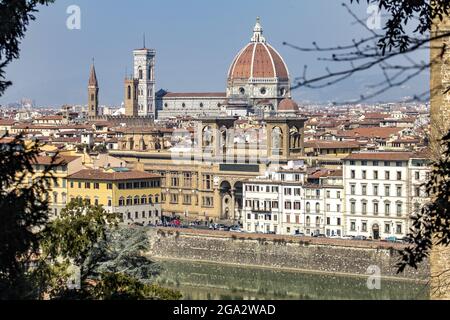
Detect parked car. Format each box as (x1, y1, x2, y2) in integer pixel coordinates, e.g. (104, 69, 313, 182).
(384, 236, 399, 243)
(217, 224, 230, 231)
(329, 235, 342, 239)
(342, 235, 354, 240)
(293, 232, 306, 237)
(313, 233, 326, 238)
(354, 235, 367, 241)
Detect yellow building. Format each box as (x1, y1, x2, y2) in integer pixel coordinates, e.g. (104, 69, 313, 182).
(30, 154, 82, 216)
(67, 167, 162, 225)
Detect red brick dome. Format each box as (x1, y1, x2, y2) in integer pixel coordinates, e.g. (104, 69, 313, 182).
(227, 18, 289, 81)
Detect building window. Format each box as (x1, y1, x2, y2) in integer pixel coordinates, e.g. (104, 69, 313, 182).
(126, 197, 132, 206)
(362, 184, 367, 195)
(351, 170, 356, 179)
(362, 170, 367, 179)
(385, 223, 390, 233)
(183, 173, 192, 187)
(306, 202, 311, 213)
(396, 186, 402, 197)
(202, 174, 213, 190)
(202, 196, 214, 207)
(285, 201, 292, 210)
(350, 201, 356, 214)
(373, 185, 378, 196)
(141, 196, 147, 204)
(94, 183, 99, 189)
(385, 202, 391, 215)
(397, 171, 402, 180)
(170, 194, 178, 204)
(107, 183, 113, 190)
(284, 188, 292, 196)
(350, 221, 356, 231)
(350, 184, 356, 195)
(362, 222, 367, 232)
(373, 170, 378, 179)
(337, 191, 341, 199)
(315, 203, 320, 213)
(415, 171, 420, 180)
(85, 182, 90, 189)
(396, 224, 402, 234)
(294, 202, 301, 210)
(362, 201, 367, 215)
(396, 203, 402, 216)
(119, 197, 124, 206)
(183, 194, 192, 205)
(385, 185, 390, 197)
(373, 202, 379, 215)
(385, 171, 390, 180)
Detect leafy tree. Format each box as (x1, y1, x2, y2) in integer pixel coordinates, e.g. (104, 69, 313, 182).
(0, 0, 55, 96)
(397, 132, 450, 290)
(87, 227, 161, 283)
(0, 135, 57, 299)
(41, 199, 181, 300)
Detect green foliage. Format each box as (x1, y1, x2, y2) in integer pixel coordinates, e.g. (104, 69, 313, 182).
(0, 0, 55, 96)
(42, 200, 181, 300)
(352, 0, 450, 54)
(41, 198, 119, 270)
(0, 135, 57, 299)
(88, 227, 161, 283)
(398, 131, 450, 272)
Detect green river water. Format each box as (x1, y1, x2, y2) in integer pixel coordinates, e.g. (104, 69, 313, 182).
(155, 259, 429, 300)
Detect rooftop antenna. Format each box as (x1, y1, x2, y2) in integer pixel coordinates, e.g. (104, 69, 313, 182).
(143, 33, 146, 49)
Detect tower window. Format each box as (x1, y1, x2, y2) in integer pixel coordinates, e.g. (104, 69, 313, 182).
(127, 86, 131, 99)
(260, 87, 267, 95)
(199, 103, 204, 108)
(239, 87, 245, 95)
(139, 69, 143, 80)
(91, 94, 94, 101)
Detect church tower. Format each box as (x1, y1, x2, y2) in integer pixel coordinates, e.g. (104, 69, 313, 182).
(133, 36, 156, 118)
(88, 61, 99, 117)
(124, 75, 139, 116)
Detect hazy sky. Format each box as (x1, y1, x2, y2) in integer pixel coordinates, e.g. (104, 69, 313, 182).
(0, 0, 428, 106)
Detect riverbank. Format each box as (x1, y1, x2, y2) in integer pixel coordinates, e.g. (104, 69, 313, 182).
(146, 227, 429, 281)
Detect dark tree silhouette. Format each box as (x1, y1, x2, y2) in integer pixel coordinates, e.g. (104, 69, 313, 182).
(0, 0, 54, 96)
(0, 135, 58, 299)
(284, 0, 450, 103)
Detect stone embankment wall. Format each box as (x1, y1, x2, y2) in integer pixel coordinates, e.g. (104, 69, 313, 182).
(146, 228, 429, 281)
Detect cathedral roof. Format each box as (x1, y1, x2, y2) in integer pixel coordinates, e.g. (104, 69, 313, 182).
(227, 18, 289, 81)
(278, 98, 299, 112)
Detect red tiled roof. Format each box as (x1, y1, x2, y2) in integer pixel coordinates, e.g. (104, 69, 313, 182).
(68, 169, 160, 181)
(32, 155, 80, 165)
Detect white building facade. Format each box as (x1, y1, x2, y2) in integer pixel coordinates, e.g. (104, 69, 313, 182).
(133, 48, 156, 117)
(343, 152, 430, 240)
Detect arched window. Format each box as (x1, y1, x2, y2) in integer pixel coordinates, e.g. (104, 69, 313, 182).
(155, 195, 159, 203)
(149, 195, 153, 204)
(315, 203, 320, 213)
(127, 85, 131, 99)
(139, 68, 143, 80)
(141, 195, 147, 204)
(306, 202, 311, 213)
(91, 94, 95, 101)
(126, 196, 132, 206)
(316, 216, 320, 227)
(306, 216, 311, 226)
(134, 196, 140, 205)
(53, 192, 58, 203)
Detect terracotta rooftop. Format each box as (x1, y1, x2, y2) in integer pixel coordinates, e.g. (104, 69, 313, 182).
(68, 169, 160, 181)
(32, 155, 80, 165)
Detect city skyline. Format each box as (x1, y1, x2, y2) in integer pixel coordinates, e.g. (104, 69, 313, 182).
(0, 0, 428, 107)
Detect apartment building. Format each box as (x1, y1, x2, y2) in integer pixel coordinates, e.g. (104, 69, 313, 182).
(67, 167, 162, 225)
(343, 152, 430, 239)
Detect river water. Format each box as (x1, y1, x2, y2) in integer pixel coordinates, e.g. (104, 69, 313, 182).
(155, 259, 429, 300)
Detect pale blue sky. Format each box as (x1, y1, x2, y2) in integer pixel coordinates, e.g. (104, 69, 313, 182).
(0, 0, 428, 106)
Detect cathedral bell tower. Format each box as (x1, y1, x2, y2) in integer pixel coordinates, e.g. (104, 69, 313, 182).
(88, 61, 99, 117)
(124, 75, 139, 116)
